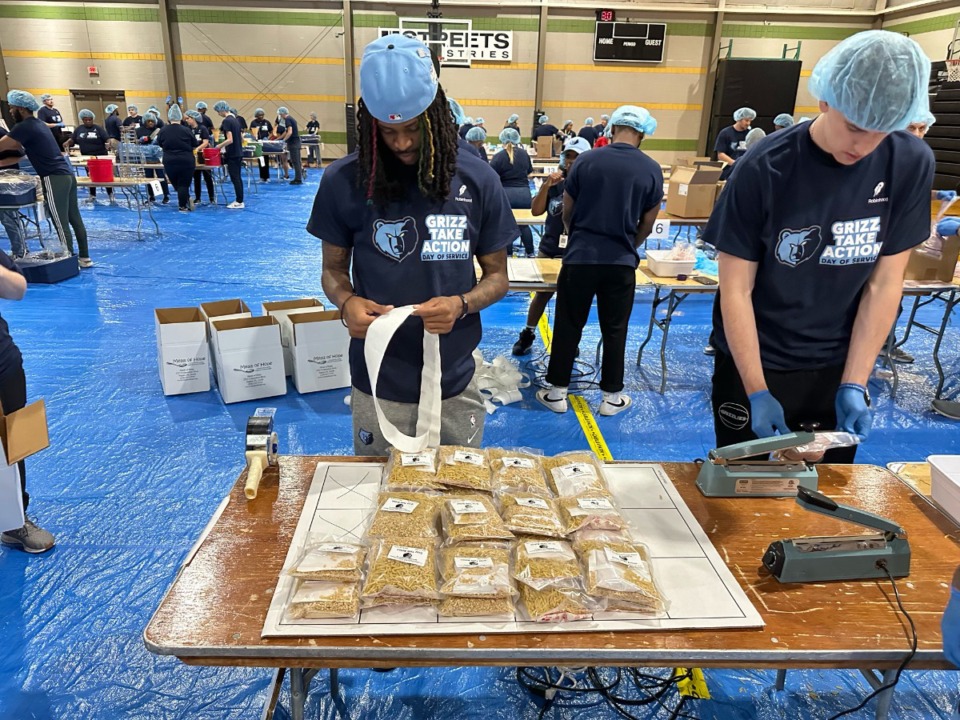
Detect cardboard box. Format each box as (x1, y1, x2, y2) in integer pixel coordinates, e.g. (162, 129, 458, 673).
(535, 137, 556, 159)
(211, 316, 286, 404)
(155, 307, 210, 396)
(199, 299, 251, 384)
(676, 156, 711, 167)
(666, 165, 724, 218)
(289, 310, 352, 394)
(905, 235, 960, 283)
(671, 158, 724, 176)
(262, 299, 326, 376)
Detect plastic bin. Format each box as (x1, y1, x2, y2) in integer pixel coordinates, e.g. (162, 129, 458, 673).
(646, 249, 696, 278)
(87, 157, 114, 183)
(931, 455, 960, 523)
(202, 148, 222, 167)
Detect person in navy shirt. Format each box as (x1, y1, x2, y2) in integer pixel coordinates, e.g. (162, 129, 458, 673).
(578, 117, 597, 147)
(538, 105, 663, 417)
(705, 31, 934, 461)
(232, 108, 247, 131)
(104, 104, 123, 151)
(465, 126, 488, 162)
(122, 104, 142, 130)
(309, 35, 516, 456)
(196, 102, 215, 133)
(458, 117, 474, 139)
(157, 105, 199, 211)
(531, 115, 561, 142)
(184, 110, 216, 205)
(215, 102, 245, 208)
(490, 127, 534, 255)
(250, 108, 273, 182)
(0, 90, 92, 267)
(36, 94, 65, 146)
(276, 107, 303, 184)
(63, 109, 113, 203)
(512, 136, 590, 356)
(715, 107, 755, 180)
(593, 114, 609, 137)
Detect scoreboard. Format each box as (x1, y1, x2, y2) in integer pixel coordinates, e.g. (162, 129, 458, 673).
(594, 22, 666, 63)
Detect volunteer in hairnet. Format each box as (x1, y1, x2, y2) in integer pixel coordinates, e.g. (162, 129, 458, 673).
(214, 101, 245, 209)
(465, 126, 488, 162)
(0, 91, 93, 267)
(531, 115, 562, 142)
(305, 112, 321, 167)
(744, 127, 766, 150)
(63, 109, 113, 203)
(449, 98, 485, 161)
(774, 113, 795, 131)
(715, 107, 755, 180)
(491, 127, 534, 256)
(232, 108, 247, 131)
(276, 107, 303, 185)
(250, 108, 273, 182)
(504, 113, 521, 133)
(309, 35, 516, 456)
(593, 114, 609, 137)
(537, 106, 662, 417)
(705, 30, 934, 462)
(196, 101, 215, 133)
(104, 104, 122, 151)
(578, 117, 597, 147)
(122, 104, 142, 129)
(184, 110, 216, 205)
(157, 105, 199, 212)
(36, 94, 65, 146)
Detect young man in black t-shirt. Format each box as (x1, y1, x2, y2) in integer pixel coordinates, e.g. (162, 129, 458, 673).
(214, 101, 245, 208)
(714, 107, 755, 181)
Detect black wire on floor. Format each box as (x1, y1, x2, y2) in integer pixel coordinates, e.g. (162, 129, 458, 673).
(524, 347, 601, 393)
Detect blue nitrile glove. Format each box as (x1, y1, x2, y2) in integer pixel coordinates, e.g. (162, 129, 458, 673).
(835, 383, 872, 440)
(943, 588, 960, 668)
(748, 390, 789, 438)
(938, 217, 960, 238)
(937, 190, 957, 202)
(56, 122, 65, 128)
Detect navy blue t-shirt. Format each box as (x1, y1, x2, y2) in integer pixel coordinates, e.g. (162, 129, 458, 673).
(200, 114, 215, 132)
(236, 115, 247, 131)
(490, 147, 532, 188)
(282, 116, 300, 144)
(578, 126, 597, 147)
(458, 124, 474, 140)
(593, 123, 605, 136)
(73, 124, 108, 155)
(37, 106, 63, 128)
(122, 115, 142, 129)
(9, 117, 71, 177)
(715, 125, 749, 180)
(563, 143, 663, 267)
(251, 119, 272, 140)
(157, 123, 198, 158)
(532, 124, 558, 140)
(537, 181, 567, 258)
(458, 138, 484, 161)
(105, 114, 122, 140)
(306, 148, 519, 403)
(191, 124, 211, 146)
(0, 253, 23, 378)
(705, 122, 935, 371)
(220, 116, 243, 159)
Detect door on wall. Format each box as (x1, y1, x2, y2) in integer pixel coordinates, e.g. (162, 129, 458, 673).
(70, 90, 126, 126)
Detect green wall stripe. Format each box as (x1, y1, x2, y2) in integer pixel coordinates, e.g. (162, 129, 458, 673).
(883, 12, 960, 36)
(721, 24, 864, 40)
(0, 4, 158, 22)
(172, 9, 341, 26)
(321, 131, 348, 145)
(547, 19, 711, 36)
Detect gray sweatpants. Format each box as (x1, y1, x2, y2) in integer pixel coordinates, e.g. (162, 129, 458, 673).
(350, 378, 485, 456)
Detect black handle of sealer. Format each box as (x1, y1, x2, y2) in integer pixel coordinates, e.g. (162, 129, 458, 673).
(797, 486, 838, 512)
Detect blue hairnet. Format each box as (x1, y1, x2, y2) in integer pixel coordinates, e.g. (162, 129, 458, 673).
(733, 107, 757, 122)
(465, 127, 487, 142)
(911, 109, 936, 128)
(601, 114, 609, 121)
(168, 104, 183, 122)
(585, 117, 594, 125)
(148, 106, 159, 112)
(196, 101, 208, 110)
(213, 101, 230, 112)
(277, 107, 288, 116)
(774, 113, 795, 128)
(78, 109, 95, 120)
(40, 94, 53, 102)
(499, 128, 521, 145)
(745, 127, 766, 149)
(128, 104, 138, 112)
(105, 104, 118, 114)
(230, 107, 238, 114)
(563, 120, 573, 128)
(808, 30, 930, 133)
(7, 90, 40, 111)
(475, 117, 484, 124)
(144, 112, 158, 124)
(185, 110, 201, 120)
(448, 98, 465, 126)
(538, 115, 548, 124)
(508, 113, 519, 123)
(609, 105, 657, 136)
(255, 108, 265, 116)
(464, 117, 474, 125)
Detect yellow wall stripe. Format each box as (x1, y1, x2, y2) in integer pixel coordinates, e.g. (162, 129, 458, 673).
(6, 50, 164, 61)
(179, 54, 343, 65)
(569, 395, 613, 462)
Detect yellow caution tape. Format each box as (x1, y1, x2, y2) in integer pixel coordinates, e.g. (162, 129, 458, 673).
(536, 306, 553, 355)
(568, 395, 613, 462)
(674, 667, 710, 699)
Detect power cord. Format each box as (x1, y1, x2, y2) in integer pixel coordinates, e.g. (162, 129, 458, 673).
(524, 348, 601, 393)
(825, 562, 918, 720)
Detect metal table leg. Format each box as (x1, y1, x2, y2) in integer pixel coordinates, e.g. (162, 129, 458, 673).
(931, 289, 959, 400)
(656, 291, 689, 394)
(636, 286, 663, 364)
(261, 668, 286, 720)
(289, 667, 319, 720)
(858, 668, 898, 720)
(774, 669, 786, 691)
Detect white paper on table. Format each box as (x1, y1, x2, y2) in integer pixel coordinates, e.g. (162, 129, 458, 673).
(0, 463, 24, 533)
(508, 258, 543, 284)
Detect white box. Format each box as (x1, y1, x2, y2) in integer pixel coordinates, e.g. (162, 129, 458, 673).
(289, 310, 352, 394)
(262, 299, 325, 376)
(211, 316, 287, 404)
(155, 307, 211, 396)
(646, 250, 697, 278)
(200, 299, 252, 385)
(931, 455, 960, 523)
(0, 463, 24, 533)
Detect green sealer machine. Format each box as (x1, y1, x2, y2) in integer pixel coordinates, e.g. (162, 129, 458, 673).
(696, 432, 819, 497)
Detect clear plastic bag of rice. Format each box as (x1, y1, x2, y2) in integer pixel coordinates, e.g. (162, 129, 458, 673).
(287, 539, 367, 583)
(542, 451, 608, 496)
(513, 539, 583, 591)
(366, 491, 441, 539)
(487, 448, 551, 495)
(439, 595, 515, 618)
(517, 584, 592, 623)
(441, 495, 514, 543)
(288, 580, 360, 619)
(439, 542, 515, 598)
(558, 492, 626, 534)
(498, 492, 565, 538)
(437, 446, 493, 493)
(360, 538, 440, 607)
(572, 531, 666, 615)
(383, 448, 445, 491)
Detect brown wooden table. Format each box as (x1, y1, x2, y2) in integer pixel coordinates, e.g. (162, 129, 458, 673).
(144, 457, 959, 719)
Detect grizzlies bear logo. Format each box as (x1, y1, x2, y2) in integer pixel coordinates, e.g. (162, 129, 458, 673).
(372, 217, 418, 262)
(775, 226, 822, 267)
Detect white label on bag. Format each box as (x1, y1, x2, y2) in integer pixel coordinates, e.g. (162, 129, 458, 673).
(577, 497, 613, 510)
(558, 233, 568, 249)
(502, 457, 534, 469)
(558, 463, 596, 480)
(525, 540, 565, 555)
(516, 497, 549, 509)
(149, 180, 163, 195)
(455, 556, 494, 569)
(388, 545, 428, 566)
(381, 497, 418, 514)
(453, 451, 483, 465)
(258, 156, 266, 167)
(450, 500, 487, 515)
(400, 453, 431, 468)
(605, 549, 652, 580)
(315, 543, 357, 554)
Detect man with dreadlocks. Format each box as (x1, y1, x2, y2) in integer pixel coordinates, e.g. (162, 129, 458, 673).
(309, 35, 518, 456)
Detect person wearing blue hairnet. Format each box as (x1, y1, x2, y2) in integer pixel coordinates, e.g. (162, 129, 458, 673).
(744, 127, 766, 150)
(196, 101, 215, 133)
(513, 136, 590, 356)
(593, 114, 609, 137)
(561, 120, 575, 139)
(446, 98, 483, 161)
(276, 107, 303, 185)
(147, 106, 165, 129)
(578, 117, 597, 147)
(491, 127, 535, 256)
(214, 101, 245, 208)
(122, 104, 142, 130)
(715, 107, 756, 181)
(531, 114, 561, 143)
(458, 116, 475, 141)
(704, 30, 934, 460)
(504, 113, 521, 134)
(63, 109, 113, 204)
(774, 113, 795, 131)
(305, 112, 321, 168)
(0, 91, 92, 267)
(36, 94, 66, 147)
(104, 104, 122, 152)
(538, 105, 663, 417)
(308, 34, 517, 455)
(184, 110, 216, 205)
(250, 108, 273, 182)
(136, 113, 170, 205)
(465, 126, 488, 162)
(157, 105, 200, 211)
(232, 107, 247, 132)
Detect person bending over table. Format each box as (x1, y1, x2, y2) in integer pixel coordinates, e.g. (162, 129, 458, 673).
(250, 109, 273, 182)
(537, 105, 662, 418)
(704, 30, 934, 462)
(63, 109, 113, 203)
(531, 115, 563, 144)
(136, 113, 170, 205)
(716, 107, 756, 181)
(491, 128, 534, 256)
(215, 102, 245, 209)
(309, 35, 516, 456)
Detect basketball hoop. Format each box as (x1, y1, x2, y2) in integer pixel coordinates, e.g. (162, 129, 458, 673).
(948, 58, 960, 84)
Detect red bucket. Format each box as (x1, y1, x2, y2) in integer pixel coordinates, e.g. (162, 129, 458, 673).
(202, 148, 222, 167)
(87, 157, 114, 183)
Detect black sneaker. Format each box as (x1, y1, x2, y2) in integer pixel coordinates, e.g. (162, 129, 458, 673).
(512, 328, 535, 356)
(889, 347, 914, 364)
(932, 399, 960, 420)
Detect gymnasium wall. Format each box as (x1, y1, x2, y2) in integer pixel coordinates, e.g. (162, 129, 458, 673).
(882, 6, 959, 63)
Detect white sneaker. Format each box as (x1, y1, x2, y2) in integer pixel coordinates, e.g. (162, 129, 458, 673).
(227, 201, 245, 209)
(536, 388, 568, 414)
(599, 394, 632, 417)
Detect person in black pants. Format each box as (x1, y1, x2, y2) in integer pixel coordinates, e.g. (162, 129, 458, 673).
(0, 256, 54, 553)
(62, 109, 113, 203)
(184, 111, 215, 205)
(156, 105, 199, 211)
(104, 103, 122, 152)
(490, 128, 534, 255)
(136, 113, 169, 204)
(276, 106, 302, 184)
(537, 105, 662, 418)
(214, 101, 245, 209)
(250, 109, 273, 181)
